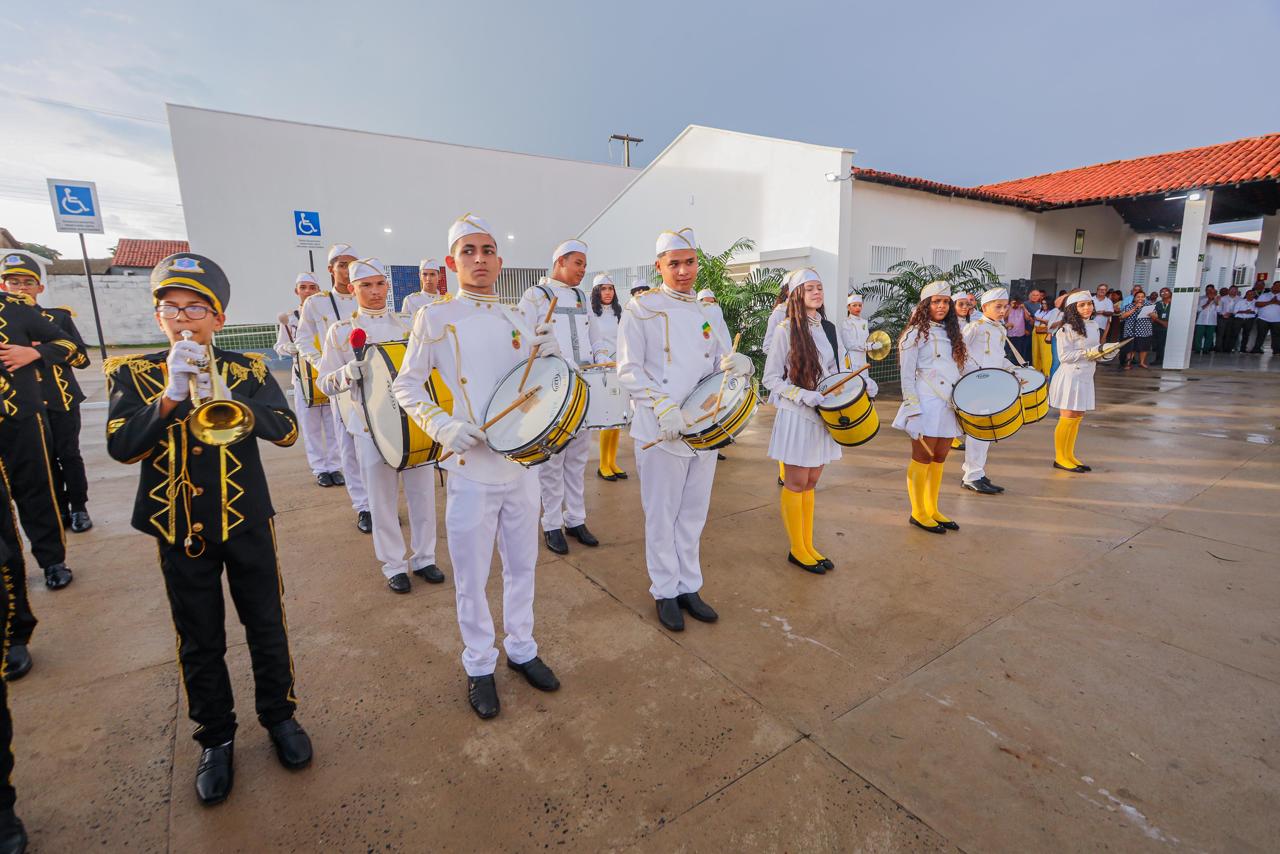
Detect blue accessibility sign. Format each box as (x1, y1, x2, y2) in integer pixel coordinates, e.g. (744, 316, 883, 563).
(55, 184, 96, 217)
(294, 211, 321, 237)
(46, 178, 104, 234)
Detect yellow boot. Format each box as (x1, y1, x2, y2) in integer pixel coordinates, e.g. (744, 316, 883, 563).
(927, 461, 959, 530)
(1065, 415, 1089, 470)
(907, 460, 942, 533)
(597, 430, 616, 480)
(1053, 416, 1083, 471)
(781, 488, 822, 571)
(609, 429, 628, 478)
(801, 489, 832, 570)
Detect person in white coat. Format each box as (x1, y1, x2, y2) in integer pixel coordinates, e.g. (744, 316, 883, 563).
(517, 240, 600, 556)
(763, 275, 792, 484)
(839, 292, 880, 399)
(401, 258, 444, 318)
(317, 258, 443, 594)
(892, 281, 968, 534)
(1049, 291, 1103, 473)
(393, 214, 563, 720)
(296, 242, 370, 532)
(617, 227, 754, 632)
(762, 269, 842, 574)
(275, 272, 340, 487)
(589, 273, 628, 482)
(960, 287, 1017, 495)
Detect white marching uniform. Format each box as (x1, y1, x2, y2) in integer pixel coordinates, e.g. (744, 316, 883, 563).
(838, 314, 880, 398)
(617, 286, 730, 600)
(960, 315, 1016, 484)
(589, 306, 620, 361)
(296, 289, 368, 512)
(317, 307, 437, 580)
(1048, 320, 1101, 411)
(763, 319, 843, 467)
(518, 279, 594, 533)
(400, 290, 435, 320)
(274, 309, 339, 476)
(892, 324, 963, 439)
(392, 290, 543, 677)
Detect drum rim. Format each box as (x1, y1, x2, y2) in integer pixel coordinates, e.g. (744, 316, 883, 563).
(361, 340, 442, 470)
(681, 371, 751, 423)
(483, 355, 581, 455)
(1012, 366, 1047, 392)
(685, 388, 758, 450)
(505, 381, 589, 465)
(684, 385, 757, 441)
(952, 368, 1022, 415)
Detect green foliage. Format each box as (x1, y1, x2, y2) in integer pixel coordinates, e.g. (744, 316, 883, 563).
(694, 238, 786, 375)
(19, 242, 61, 261)
(863, 258, 1000, 338)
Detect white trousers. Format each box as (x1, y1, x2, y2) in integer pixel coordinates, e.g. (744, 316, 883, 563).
(291, 384, 339, 475)
(355, 435, 437, 578)
(331, 405, 368, 512)
(446, 472, 540, 677)
(962, 438, 991, 483)
(635, 444, 717, 600)
(537, 431, 589, 531)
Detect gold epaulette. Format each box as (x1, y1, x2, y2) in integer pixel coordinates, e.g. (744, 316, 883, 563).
(103, 354, 158, 377)
(433, 293, 454, 304)
(58, 305, 77, 317)
(3, 292, 34, 306)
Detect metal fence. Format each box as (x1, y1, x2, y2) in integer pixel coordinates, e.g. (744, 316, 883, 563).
(214, 323, 278, 351)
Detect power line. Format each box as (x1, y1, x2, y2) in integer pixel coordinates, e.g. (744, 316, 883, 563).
(0, 88, 168, 125)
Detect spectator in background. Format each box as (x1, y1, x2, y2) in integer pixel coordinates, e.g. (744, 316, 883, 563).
(1092, 284, 1115, 339)
(1104, 291, 1125, 370)
(1047, 290, 1068, 376)
(1007, 295, 1032, 364)
(1255, 281, 1280, 354)
(1028, 289, 1052, 374)
(1232, 289, 1257, 353)
(1152, 288, 1172, 363)
(1194, 285, 1219, 354)
(1120, 290, 1155, 369)
(1215, 285, 1239, 352)
(1121, 283, 1143, 310)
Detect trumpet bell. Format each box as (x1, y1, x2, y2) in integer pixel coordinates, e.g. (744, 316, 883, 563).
(866, 330, 893, 361)
(190, 398, 255, 446)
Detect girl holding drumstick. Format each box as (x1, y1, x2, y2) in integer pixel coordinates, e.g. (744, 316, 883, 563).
(589, 274, 627, 481)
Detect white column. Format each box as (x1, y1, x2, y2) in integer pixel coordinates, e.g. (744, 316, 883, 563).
(1257, 212, 1280, 289)
(1163, 190, 1214, 369)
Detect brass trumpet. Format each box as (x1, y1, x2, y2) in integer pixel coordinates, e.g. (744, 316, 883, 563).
(181, 331, 254, 446)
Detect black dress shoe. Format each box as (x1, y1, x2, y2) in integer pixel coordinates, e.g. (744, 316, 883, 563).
(1076, 463, 1092, 472)
(613, 469, 628, 480)
(1052, 461, 1088, 473)
(565, 524, 598, 547)
(962, 479, 1001, 495)
(656, 598, 684, 631)
(717, 453, 727, 460)
(817, 557, 835, 571)
(195, 741, 234, 805)
(387, 573, 411, 594)
(676, 592, 719, 622)
(267, 719, 313, 769)
(413, 564, 445, 584)
(980, 477, 1005, 493)
(788, 552, 826, 574)
(0, 808, 28, 854)
(330, 470, 346, 486)
(468, 675, 500, 719)
(507, 656, 561, 691)
(69, 510, 93, 533)
(316, 471, 334, 488)
(3, 644, 31, 682)
(909, 516, 946, 534)
(43, 563, 73, 590)
(356, 510, 372, 533)
(596, 469, 617, 482)
(543, 528, 569, 555)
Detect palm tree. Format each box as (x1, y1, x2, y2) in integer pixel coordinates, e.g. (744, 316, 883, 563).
(695, 238, 786, 374)
(862, 258, 1000, 338)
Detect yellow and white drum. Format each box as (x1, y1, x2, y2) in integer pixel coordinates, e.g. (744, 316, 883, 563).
(485, 355, 588, 467)
(360, 341, 454, 470)
(952, 369, 1024, 442)
(296, 356, 329, 407)
(581, 365, 631, 430)
(815, 372, 879, 446)
(1012, 366, 1048, 424)
(679, 371, 758, 452)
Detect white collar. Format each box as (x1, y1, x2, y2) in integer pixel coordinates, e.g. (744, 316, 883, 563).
(458, 288, 501, 305)
(661, 285, 696, 303)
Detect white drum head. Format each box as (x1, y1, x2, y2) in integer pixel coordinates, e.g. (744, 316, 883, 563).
(582, 367, 631, 429)
(816, 372, 866, 408)
(680, 372, 749, 423)
(362, 347, 407, 463)
(1012, 366, 1046, 393)
(485, 356, 574, 453)
(952, 370, 1020, 415)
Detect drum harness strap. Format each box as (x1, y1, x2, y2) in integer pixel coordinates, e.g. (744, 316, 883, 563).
(537, 283, 590, 365)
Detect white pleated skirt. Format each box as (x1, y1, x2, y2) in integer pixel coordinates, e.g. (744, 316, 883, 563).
(891, 395, 961, 438)
(1048, 364, 1096, 411)
(768, 408, 842, 467)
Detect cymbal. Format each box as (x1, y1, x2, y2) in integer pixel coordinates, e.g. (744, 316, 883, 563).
(867, 330, 893, 361)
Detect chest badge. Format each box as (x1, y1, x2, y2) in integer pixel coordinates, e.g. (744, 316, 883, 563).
(701, 321, 712, 340)
(511, 330, 522, 350)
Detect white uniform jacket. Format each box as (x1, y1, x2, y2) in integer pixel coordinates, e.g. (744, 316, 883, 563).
(297, 289, 358, 369)
(962, 316, 1016, 371)
(518, 278, 594, 367)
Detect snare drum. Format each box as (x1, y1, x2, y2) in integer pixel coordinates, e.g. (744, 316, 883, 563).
(581, 366, 631, 430)
(484, 355, 589, 467)
(815, 372, 879, 446)
(1012, 366, 1048, 424)
(951, 369, 1024, 441)
(360, 341, 453, 470)
(679, 371, 758, 451)
(296, 356, 329, 407)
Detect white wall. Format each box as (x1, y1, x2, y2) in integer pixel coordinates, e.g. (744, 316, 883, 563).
(43, 275, 162, 346)
(1032, 205, 1130, 259)
(168, 105, 635, 325)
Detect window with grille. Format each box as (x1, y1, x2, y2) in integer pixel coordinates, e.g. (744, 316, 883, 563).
(1232, 266, 1248, 286)
(931, 248, 963, 270)
(1167, 260, 1178, 284)
(1217, 267, 1228, 288)
(495, 267, 549, 304)
(1133, 261, 1150, 289)
(982, 250, 1007, 277)
(869, 244, 906, 274)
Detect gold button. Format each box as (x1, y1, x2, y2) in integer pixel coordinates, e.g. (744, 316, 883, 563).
(194, 487, 204, 496)
(460, 377, 467, 384)
(192, 522, 204, 532)
(192, 446, 204, 455)
(459, 457, 466, 465)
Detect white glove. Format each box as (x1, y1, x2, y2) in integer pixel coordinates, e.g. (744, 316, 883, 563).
(905, 415, 923, 441)
(1084, 348, 1104, 361)
(798, 388, 826, 407)
(720, 352, 753, 378)
(164, 340, 205, 402)
(433, 417, 486, 455)
(656, 403, 686, 442)
(344, 356, 369, 384)
(280, 341, 299, 357)
(193, 371, 213, 401)
(530, 322, 561, 357)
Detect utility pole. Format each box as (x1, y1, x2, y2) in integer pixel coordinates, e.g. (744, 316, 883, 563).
(610, 133, 644, 167)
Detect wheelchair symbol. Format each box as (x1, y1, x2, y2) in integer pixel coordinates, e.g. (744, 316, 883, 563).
(296, 214, 318, 235)
(59, 186, 91, 215)
(294, 211, 321, 237)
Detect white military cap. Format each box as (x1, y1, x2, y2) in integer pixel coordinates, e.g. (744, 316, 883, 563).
(696, 288, 715, 301)
(448, 213, 496, 253)
(629, 277, 648, 293)
(295, 272, 318, 286)
(419, 258, 440, 272)
(327, 243, 357, 264)
(847, 291, 863, 305)
(347, 258, 387, 282)
(551, 239, 588, 267)
(980, 287, 1009, 305)
(655, 227, 697, 256)
(1065, 290, 1091, 307)
(919, 280, 951, 302)
(789, 268, 821, 289)
(592, 273, 614, 287)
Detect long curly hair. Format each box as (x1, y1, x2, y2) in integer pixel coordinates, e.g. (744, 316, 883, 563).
(773, 283, 790, 309)
(1062, 302, 1089, 337)
(900, 297, 967, 370)
(783, 284, 827, 392)
(590, 282, 621, 319)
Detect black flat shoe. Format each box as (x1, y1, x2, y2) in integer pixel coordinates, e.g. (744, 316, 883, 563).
(195, 741, 234, 805)
(330, 470, 346, 486)
(962, 479, 1001, 495)
(316, 471, 334, 487)
(1053, 462, 1089, 473)
(468, 675, 500, 719)
(3, 644, 31, 682)
(1076, 463, 1092, 472)
(507, 656, 560, 691)
(777, 477, 784, 486)
(387, 573, 411, 594)
(935, 519, 960, 531)
(413, 564, 445, 584)
(267, 719, 313, 769)
(613, 470, 628, 479)
(565, 524, 598, 547)
(356, 510, 372, 533)
(817, 557, 835, 571)
(717, 453, 727, 460)
(69, 510, 93, 532)
(543, 528, 568, 555)
(788, 552, 825, 574)
(909, 516, 946, 534)
(0, 808, 27, 854)
(676, 592, 719, 622)
(979, 477, 1005, 493)
(43, 563, 73, 589)
(596, 469, 617, 482)
(656, 598, 684, 631)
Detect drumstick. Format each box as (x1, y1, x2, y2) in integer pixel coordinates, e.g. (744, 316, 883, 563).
(709, 333, 742, 425)
(518, 296, 559, 392)
(435, 385, 543, 464)
(638, 406, 726, 452)
(817, 363, 870, 399)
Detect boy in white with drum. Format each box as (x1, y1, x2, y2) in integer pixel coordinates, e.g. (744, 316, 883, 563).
(617, 227, 755, 632)
(275, 273, 340, 487)
(393, 214, 562, 720)
(960, 287, 1017, 495)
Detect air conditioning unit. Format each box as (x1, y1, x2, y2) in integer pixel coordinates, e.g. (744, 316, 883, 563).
(1137, 239, 1156, 259)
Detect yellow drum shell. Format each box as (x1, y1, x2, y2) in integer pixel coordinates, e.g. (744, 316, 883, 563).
(684, 389, 758, 451)
(297, 357, 329, 407)
(485, 357, 589, 467)
(362, 341, 453, 470)
(681, 372, 758, 452)
(952, 369, 1024, 442)
(1012, 367, 1048, 424)
(815, 372, 878, 447)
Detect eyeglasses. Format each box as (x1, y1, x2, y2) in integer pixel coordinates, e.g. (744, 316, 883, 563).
(156, 303, 213, 320)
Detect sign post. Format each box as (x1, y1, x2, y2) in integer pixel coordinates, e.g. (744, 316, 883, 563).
(46, 178, 108, 359)
(294, 210, 323, 275)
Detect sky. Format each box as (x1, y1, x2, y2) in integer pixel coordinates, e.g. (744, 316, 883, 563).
(3, 0, 1277, 259)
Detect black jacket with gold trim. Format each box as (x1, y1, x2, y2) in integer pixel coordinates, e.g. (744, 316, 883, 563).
(105, 348, 299, 546)
(35, 305, 89, 410)
(0, 293, 81, 421)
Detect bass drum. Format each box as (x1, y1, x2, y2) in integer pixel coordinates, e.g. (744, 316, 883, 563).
(360, 341, 453, 470)
(1012, 366, 1048, 424)
(484, 355, 589, 467)
(581, 366, 631, 430)
(296, 356, 329, 407)
(951, 369, 1023, 442)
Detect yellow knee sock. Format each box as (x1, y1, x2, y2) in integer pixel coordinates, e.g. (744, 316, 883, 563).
(781, 488, 816, 563)
(951, 436, 963, 449)
(1065, 416, 1084, 467)
(778, 460, 786, 482)
(927, 461, 953, 524)
(605, 429, 621, 474)
(1054, 417, 1075, 468)
(800, 489, 824, 562)
(598, 430, 611, 474)
(907, 460, 933, 527)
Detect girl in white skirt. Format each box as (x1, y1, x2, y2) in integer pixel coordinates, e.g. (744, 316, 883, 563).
(589, 273, 628, 481)
(763, 269, 844, 573)
(1049, 291, 1102, 473)
(892, 281, 968, 534)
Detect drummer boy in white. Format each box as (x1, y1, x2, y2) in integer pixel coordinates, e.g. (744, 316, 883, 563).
(960, 287, 1017, 495)
(275, 272, 340, 487)
(316, 259, 443, 594)
(617, 227, 755, 632)
(393, 214, 563, 720)
(518, 240, 600, 555)
(401, 258, 444, 318)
